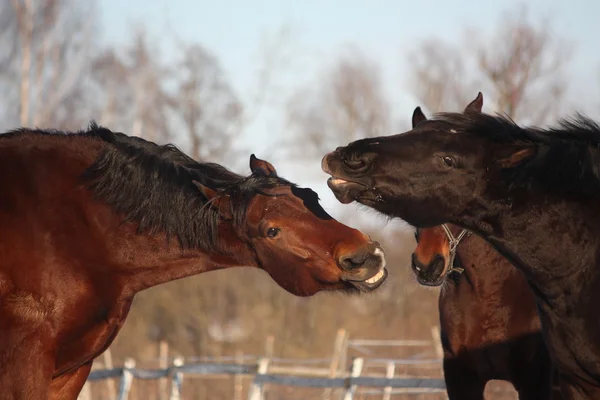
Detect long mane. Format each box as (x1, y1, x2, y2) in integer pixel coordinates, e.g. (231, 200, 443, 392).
(434, 112, 600, 194)
(5, 122, 295, 250)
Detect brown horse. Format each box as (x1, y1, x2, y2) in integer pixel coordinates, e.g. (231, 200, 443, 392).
(410, 97, 557, 400)
(0, 123, 387, 399)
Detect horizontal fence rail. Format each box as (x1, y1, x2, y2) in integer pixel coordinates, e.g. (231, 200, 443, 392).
(87, 362, 258, 381)
(80, 357, 447, 400)
(79, 330, 451, 400)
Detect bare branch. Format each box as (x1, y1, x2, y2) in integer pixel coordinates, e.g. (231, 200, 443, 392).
(174, 42, 243, 161)
(473, 6, 569, 124)
(285, 47, 390, 158)
(406, 4, 570, 125)
(405, 40, 480, 113)
(2, 0, 99, 129)
(127, 29, 176, 142)
(11, 0, 34, 126)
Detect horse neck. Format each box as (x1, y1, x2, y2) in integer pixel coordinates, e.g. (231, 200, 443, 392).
(452, 234, 516, 296)
(461, 194, 600, 305)
(87, 200, 254, 295)
(105, 224, 250, 295)
(1, 133, 253, 297)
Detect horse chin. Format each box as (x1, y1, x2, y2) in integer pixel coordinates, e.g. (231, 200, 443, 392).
(416, 275, 445, 287)
(326, 177, 368, 204)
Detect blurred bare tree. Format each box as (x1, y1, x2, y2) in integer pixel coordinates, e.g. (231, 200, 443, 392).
(174, 43, 243, 161)
(126, 30, 176, 143)
(91, 29, 176, 144)
(165, 24, 293, 166)
(6, 0, 97, 129)
(407, 40, 480, 114)
(407, 6, 569, 124)
(91, 49, 132, 129)
(285, 47, 390, 157)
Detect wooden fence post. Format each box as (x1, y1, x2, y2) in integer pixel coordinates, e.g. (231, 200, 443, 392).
(117, 358, 135, 400)
(159, 341, 169, 400)
(263, 336, 274, 399)
(323, 329, 348, 400)
(248, 356, 270, 400)
(382, 361, 395, 400)
(343, 357, 364, 400)
(431, 324, 446, 394)
(169, 357, 184, 400)
(103, 348, 116, 398)
(233, 350, 244, 400)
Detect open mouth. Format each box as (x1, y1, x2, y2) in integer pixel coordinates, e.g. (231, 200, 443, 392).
(327, 176, 367, 188)
(326, 177, 368, 204)
(345, 267, 388, 292)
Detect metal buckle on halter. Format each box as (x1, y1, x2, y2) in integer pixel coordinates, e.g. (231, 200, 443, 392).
(441, 224, 470, 275)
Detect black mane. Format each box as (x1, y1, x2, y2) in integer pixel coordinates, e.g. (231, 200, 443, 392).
(72, 122, 295, 251)
(433, 112, 600, 195)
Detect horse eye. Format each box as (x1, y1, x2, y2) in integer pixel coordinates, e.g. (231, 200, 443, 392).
(267, 228, 281, 238)
(441, 156, 456, 168)
(343, 158, 365, 169)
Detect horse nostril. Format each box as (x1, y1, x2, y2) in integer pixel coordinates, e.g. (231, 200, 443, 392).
(339, 244, 385, 272)
(430, 254, 446, 275)
(411, 253, 424, 273)
(339, 252, 369, 271)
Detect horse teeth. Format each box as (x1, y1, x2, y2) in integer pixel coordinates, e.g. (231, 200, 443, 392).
(366, 269, 385, 284)
(331, 178, 348, 184)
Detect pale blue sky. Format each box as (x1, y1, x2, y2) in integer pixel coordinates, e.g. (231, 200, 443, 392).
(99, 0, 600, 226)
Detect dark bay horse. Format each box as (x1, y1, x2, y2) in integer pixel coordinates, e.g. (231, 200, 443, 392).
(321, 101, 600, 399)
(0, 123, 387, 399)
(410, 96, 555, 399)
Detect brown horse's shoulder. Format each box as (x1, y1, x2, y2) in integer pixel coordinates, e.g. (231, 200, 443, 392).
(53, 295, 133, 378)
(0, 287, 55, 330)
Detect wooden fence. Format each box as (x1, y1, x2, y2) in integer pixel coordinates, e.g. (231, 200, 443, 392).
(78, 328, 450, 400)
(78, 356, 447, 400)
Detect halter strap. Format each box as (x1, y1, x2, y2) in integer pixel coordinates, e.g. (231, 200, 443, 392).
(441, 224, 470, 275)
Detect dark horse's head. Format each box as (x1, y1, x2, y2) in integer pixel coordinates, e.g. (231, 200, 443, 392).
(322, 90, 600, 232)
(409, 97, 481, 286)
(321, 92, 534, 227)
(191, 155, 388, 296)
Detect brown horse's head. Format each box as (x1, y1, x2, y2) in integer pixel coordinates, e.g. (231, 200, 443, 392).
(193, 155, 387, 296)
(412, 226, 449, 286)
(412, 225, 470, 286)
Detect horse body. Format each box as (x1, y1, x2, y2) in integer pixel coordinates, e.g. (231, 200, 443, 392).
(484, 196, 600, 400)
(320, 94, 600, 398)
(415, 224, 553, 399)
(408, 102, 555, 399)
(0, 134, 128, 397)
(0, 125, 387, 399)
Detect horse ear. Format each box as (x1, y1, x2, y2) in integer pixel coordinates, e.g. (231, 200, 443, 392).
(464, 92, 483, 113)
(249, 154, 277, 177)
(192, 181, 233, 220)
(496, 146, 536, 169)
(411, 107, 427, 128)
